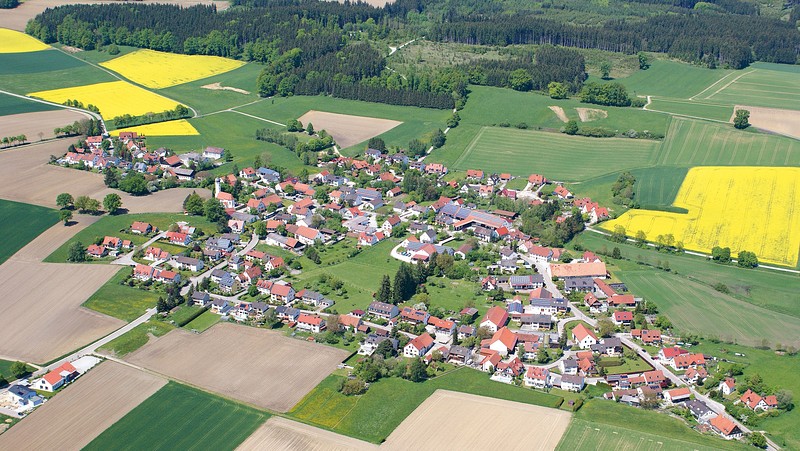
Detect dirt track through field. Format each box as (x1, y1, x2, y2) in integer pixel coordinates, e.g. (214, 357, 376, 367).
(0, 140, 209, 211)
(735, 105, 800, 140)
(0, 361, 165, 450)
(382, 390, 571, 451)
(238, 417, 379, 451)
(548, 106, 569, 122)
(0, 216, 124, 363)
(0, 0, 229, 31)
(0, 110, 91, 143)
(126, 323, 349, 412)
(297, 110, 402, 149)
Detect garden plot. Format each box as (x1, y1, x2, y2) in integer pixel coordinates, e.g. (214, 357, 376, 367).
(0, 361, 165, 450)
(238, 417, 379, 451)
(297, 110, 402, 149)
(382, 390, 571, 450)
(126, 323, 349, 412)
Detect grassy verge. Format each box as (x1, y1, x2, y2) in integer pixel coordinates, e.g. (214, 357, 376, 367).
(84, 381, 269, 451)
(98, 321, 174, 357)
(183, 310, 220, 332)
(83, 267, 161, 321)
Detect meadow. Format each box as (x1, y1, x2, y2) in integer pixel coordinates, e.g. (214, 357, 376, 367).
(159, 63, 263, 115)
(84, 382, 269, 451)
(557, 417, 748, 451)
(449, 126, 660, 180)
(0, 28, 49, 53)
(110, 119, 199, 137)
(100, 49, 245, 89)
(235, 95, 452, 155)
(183, 310, 220, 332)
(98, 320, 175, 357)
(29, 81, 182, 120)
(603, 166, 800, 266)
(0, 199, 59, 265)
(0, 49, 84, 76)
(289, 367, 563, 443)
(617, 59, 733, 99)
(0, 53, 115, 93)
(575, 232, 800, 320)
(657, 117, 800, 167)
(83, 267, 163, 321)
(700, 63, 800, 111)
(0, 92, 59, 116)
(646, 97, 733, 122)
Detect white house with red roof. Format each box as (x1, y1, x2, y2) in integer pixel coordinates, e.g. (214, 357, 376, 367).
(134, 264, 155, 280)
(33, 362, 78, 392)
(166, 231, 192, 246)
(658, 346, 689, 365)
(710, 415, 743, 440)
(554, 185, 572, 199)
(571, 323, 598, 349)
(296, 314, 326, 333)
(664, 387, 692, 404)
(488, 327, 518, 356)
(719, 377, 736, 396)
(403, 333, 434, 357)
(480, 306, 509, 333)
(613, 310, 633, 326)
(130, 221, 153, 234)
(524, 366, 551, 389)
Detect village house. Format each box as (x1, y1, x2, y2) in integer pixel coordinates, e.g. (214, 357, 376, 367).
(368, 301, 399, 320)
(709, 415, 743, 440)
(191, 291, 211, 306)
(130, 221, 154, 234)
(740, 389, 778, 411)
(166, 231, 192, 246)
(403, 332, 434, 357)
(487, 327, 518, 356)
(663, 387, 692, 404)
(401, 307, 430, 325)
(480, 306, 509, 333)
(525, 367, 552, 389)
(296, 314, 326, 333)
(560, 374, 585, 392)
(170, 256, 204, 272)
(719, 378, 736, 396)
(32, 362, 78, 392)
(631, 329, 662, 345)
(612, 310, 634, 327)
(572, 323, 598, 349)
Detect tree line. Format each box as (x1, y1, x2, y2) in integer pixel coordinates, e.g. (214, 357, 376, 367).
(111, 105, 190, 129)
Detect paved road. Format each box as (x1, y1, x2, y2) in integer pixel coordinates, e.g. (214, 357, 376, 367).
(179, 233, 259, 296)
(112, 232, 166, 266)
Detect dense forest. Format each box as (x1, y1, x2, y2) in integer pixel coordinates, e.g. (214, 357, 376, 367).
(26, 0, 800, 108)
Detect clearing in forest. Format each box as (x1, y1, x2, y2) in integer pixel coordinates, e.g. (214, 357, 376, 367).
(28, 80, 182, 119)
(0, 28, 49, 53)
(602, 166, 800, 266)
(297, 110, 402, 149)
(100, 49, 245, 89)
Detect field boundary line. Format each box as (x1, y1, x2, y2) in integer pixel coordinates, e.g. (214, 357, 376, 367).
(228, 109, 286, 127)
(699, 70, 755, 101)
(690, 70, 746, 100)
(451, 125, 486, 168)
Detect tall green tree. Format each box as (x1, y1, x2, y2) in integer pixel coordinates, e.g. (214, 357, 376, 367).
(376, 274, 392, 303)
(56, 192, 74, 209)
(183, 191, 205, 215)
(60, 209, 73, 225)
(67, 241, 86, 262)
(103, 193, 122, 214)
(733, 109, 750, 129)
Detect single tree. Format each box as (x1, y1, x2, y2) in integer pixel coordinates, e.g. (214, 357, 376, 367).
(9, 361, 28, 378)
(597, 318, 615, 337)
(548, 81, 569, 99)
(564, 120, 579, 135)
(103, 193, 122, 214)
(406, 358, 427, 382)
(376, 274, 392, 303)
(306, 122, 314, 135)
(733, 109, 750, 129)
(637, 52, 650, 70)
(67, 241, 86, 262)
(183, 191, 205, 215)
(60, 209, 73, 225)
(600, 61, 612, 79)
(56, 192, 74, 209)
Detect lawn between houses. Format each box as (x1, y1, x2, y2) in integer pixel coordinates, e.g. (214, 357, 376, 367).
(289, 367, 563, 444)
(0, 199, 59, 265)
(84, 381, 269, 451)
(83, 267, 163, 321)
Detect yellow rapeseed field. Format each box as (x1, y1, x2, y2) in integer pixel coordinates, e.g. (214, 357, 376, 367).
(28, 81, 181, 119)
(0, 28, 50, 53)
(100, 49, 246, 89)
(110, 119, 199, 136)
(603, 166, 800, 266)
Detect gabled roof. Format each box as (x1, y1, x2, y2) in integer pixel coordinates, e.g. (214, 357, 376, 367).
(572, 323, 597, 341)
(408, 332, 434, 351)
(710, 415, 739, 435)
(482, 306, 508, 327)
(491, 327, 517, 350)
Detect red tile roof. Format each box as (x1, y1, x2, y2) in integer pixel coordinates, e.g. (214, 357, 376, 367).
(483, 306, 509, 328)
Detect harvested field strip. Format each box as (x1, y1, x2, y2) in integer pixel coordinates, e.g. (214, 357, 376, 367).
(0, 109, 91, 143)
(0, 28, 49, 53)
(0, 199, 59, 265)
(237, 417, 378, 451)
(85, 381, 268, 451)
(0, 361, 166, 451)
(657, 117, 800, 167)
(451, 126, 658, 180)
(383, 390, 571, 450)
(29, 80, 181, 119)
(297, 110, 402, 149)
(603, 166, 800, 266)
(620, 271, 800, 348)
(109, 119, 199, 137)
(126, 323, 349, 412)
(100, 49, 245, 89)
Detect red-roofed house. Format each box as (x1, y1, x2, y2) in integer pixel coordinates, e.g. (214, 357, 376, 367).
(740, 389, 774, 411)
(130, 221, 153, 234)
(664, 387, 691, 404)
(480, 306, 509, 333)
(86, 244, 107, 258)
(571, 324, 597, 349)
(554, 185, 572, 199)
(631, 329, 662, 344)
(658, 346, 689, 365)
(489, 327, 518, 356)
(613, 310, 633, 326)
(710, 416, 742, 440)
(403, 333, 434, 357)
(166, 231, 191, 246)
(528, 174, 546, 186)
(296, 314, 326, 333)
(672, 353, 706, 370)
(719, 377, 736, 396)
(33, 362, 78, 392)
(524, 366, 551, 389)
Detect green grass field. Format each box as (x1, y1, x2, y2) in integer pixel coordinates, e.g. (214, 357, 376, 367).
(0, 199, 59, 264)
(689, 341, 800, 449)
(84, 381, 268, 451)
(183, 310, 220, 332)
(0, 49, 87, 76)
(0, 62, 115, 94)
(448, 126, 660, 180)
(618, 60, 733, 99)
(235, 95, 451, 156)
(159, 63, 263, 115)
(0, 359, 35, 379)
(631, 166, 690, 210)
(290, 367, 563, 443)
(44, 213, 216, 263)
(657, 117, 800, 167)
(97, 320, 174, 357)
(699, 63, 800, 111)
(83, 267, 162, 321)
(646, 98, 733, 122)
(557, 417, 746, 451)
(0, 91, 59, 116)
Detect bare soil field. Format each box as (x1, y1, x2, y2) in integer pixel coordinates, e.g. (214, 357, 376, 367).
(0, 361, 165, 450)
(126, 323, 349, 412)
(382, 390, 571, 451)
(736, 105, 800, 140)
(0, 110, 90, 144)
(297, 110, 402, 149)
(0, 217, 123, 363)
(576, 107, 608, 122)
(202, 82, 250, 95)
(0, 0, 229, 31)
(0, 140, 208, 212)
(238, 417, 379, 451)
(548, 105, 569, 122)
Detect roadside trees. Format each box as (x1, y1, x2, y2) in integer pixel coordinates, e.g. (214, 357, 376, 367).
(59, 209, 73, 225)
